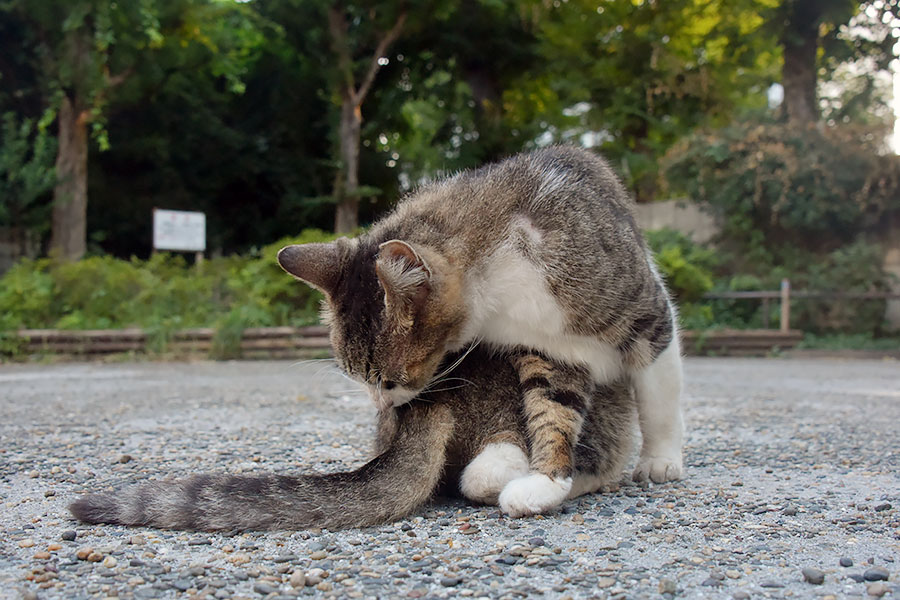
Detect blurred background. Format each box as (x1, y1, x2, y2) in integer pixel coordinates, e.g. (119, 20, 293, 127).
(1, 0, 899, 356)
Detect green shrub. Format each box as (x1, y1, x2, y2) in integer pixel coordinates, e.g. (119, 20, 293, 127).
(0, 229, 338, 356)
(663, 121, 900, 261)
(646, 229, 719, 329)
(646, 228, 718, 303)
(788, 241, 892, 334)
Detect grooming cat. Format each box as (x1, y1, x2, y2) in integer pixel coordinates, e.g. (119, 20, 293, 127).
(70, 348, 635, 531)
(276, 145, 683, 517)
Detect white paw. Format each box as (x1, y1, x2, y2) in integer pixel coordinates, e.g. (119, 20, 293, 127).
(498, 473, 572, 517)
(631, 455, 683, 483)
(460, 443, 529, 504)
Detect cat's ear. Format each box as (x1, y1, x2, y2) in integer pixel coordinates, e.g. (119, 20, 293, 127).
(277, 243, 340, 296)
(375, 240, 431, 313)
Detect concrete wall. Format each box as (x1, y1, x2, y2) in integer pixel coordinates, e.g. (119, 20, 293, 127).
(634, 198, 719, 244)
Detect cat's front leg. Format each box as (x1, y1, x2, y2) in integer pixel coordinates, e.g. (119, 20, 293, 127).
(632, 338, 684, 483)
(498, 352, 593, 517)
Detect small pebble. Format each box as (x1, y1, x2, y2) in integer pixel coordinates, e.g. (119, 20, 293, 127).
(60, 531, 77, 542)
(274, 554, 297, 563)
(867, 583, 890, 597)
(440, 577, 461, 587)
(187, 537, 211, 546)
(18, 538, 35, 548)
(732, 592, 751, 600)
(102, 556, 117, 568)
(118, 454, 133, 463)
(253, 582, 276, 595)
(864, 567, 889, 582)
(290, 571, 306, 588)
(841, 558, 854, 567)
(310, 550, 327, 560)
(873, 503, 891, 512)
(597, 577, 616, 589)
(802, 567, 825, 585)
(658, 579, 677, 594)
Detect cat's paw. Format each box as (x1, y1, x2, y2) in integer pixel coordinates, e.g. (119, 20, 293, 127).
(631, 455, 683, 483)
(498, 473, 572, 517)
(460, 443, 529, 504)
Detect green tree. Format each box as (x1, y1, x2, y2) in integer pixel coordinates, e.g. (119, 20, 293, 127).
(362, 0, 541, 189)
(512, 0, 780, 199)
(326, 1, 408, 233)
(0, 112, 57, 252)
(775, 0, 859, 124)
(2, 0, 261, 261)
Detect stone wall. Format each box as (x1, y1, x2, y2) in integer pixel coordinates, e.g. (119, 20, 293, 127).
(634, 198, 719, 243)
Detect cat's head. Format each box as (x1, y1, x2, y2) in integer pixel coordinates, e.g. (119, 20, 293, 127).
(277, 237, 468, 411)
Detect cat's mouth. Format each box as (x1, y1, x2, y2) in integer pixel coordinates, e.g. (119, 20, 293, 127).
(367, 384, 418, 411)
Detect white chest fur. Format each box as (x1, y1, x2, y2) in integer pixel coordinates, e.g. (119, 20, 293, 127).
(464, 245, 624, 382)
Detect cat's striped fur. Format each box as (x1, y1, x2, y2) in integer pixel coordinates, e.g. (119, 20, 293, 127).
(276, 146, 684, 516)
(70, 348, 634, 531)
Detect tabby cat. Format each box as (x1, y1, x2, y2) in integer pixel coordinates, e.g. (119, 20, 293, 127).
(276, 146, 683, 517)
(70, 348, 634, 531)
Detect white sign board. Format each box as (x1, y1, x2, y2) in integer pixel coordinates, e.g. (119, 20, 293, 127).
(153, 209, 206, 252)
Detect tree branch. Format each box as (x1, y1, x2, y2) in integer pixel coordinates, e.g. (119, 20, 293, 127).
(355, 11, 407, 105)
(327, 5, 357, 99)
(105, 66, 135, 89)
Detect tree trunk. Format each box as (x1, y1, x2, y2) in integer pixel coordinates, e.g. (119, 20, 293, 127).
(334, 98, 362, 234)
(50, 95, 89, 261)
(780, 1, 821, 125)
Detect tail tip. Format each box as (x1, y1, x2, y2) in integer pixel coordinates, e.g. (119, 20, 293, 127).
(69, 494, 120, 525)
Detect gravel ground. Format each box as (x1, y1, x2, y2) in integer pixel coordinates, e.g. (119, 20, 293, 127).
(1, 357, 898, 600)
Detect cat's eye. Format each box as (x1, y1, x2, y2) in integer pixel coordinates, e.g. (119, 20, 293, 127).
(383, 380, 397, 390)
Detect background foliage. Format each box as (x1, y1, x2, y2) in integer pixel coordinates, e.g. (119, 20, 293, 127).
(0, 230, 335, 352)
(1, 0, 898, 348)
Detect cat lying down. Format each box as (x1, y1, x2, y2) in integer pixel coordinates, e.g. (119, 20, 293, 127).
(70, 347, 635, 531)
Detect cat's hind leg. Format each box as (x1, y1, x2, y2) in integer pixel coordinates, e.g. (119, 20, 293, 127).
(459, 437, 529, 505)
(499, 352, 594, 517)
(632, 337, 684, 483)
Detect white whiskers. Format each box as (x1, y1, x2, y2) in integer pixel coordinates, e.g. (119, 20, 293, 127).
(427, 338, 481, 386)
